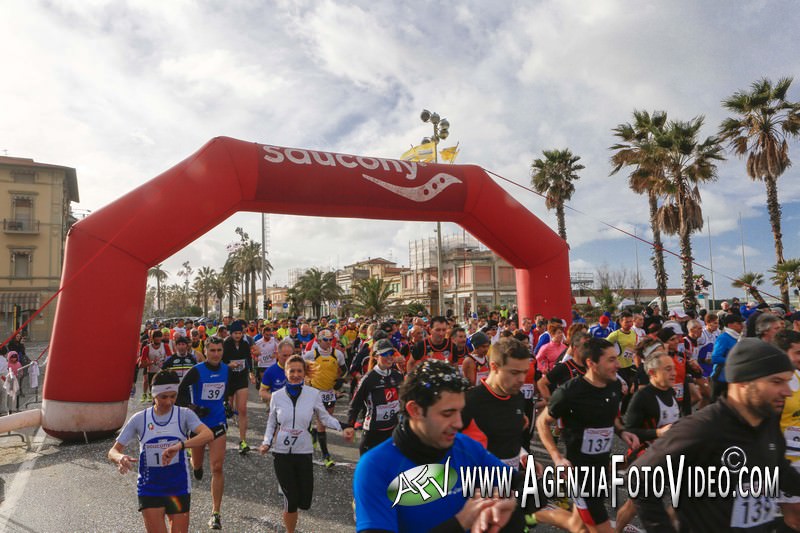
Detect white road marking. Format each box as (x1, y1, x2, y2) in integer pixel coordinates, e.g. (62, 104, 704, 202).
(0, 427, 48, 531)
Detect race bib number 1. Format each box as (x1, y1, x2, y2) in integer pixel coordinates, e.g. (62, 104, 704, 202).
(144, 441, 173, 468)
(580, 427, 613, 455)
(201, 382, 225, 401)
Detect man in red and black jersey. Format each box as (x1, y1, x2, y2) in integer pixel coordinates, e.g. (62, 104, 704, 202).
(345, 339, 404, 455)
(407, 316, 451, 373)
(449, 326, 468, 368)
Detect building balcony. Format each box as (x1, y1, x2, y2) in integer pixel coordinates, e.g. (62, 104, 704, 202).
(3, 219, 40, 234)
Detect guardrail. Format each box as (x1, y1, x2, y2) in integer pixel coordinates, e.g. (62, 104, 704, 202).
(0, 354, 48, 449)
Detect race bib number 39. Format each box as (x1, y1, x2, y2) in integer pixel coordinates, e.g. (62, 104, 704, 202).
(580, 427, 613, 455)
(201, 382, 225, 401)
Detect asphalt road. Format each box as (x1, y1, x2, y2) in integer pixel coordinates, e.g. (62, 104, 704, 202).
(0, 349, 640, 532)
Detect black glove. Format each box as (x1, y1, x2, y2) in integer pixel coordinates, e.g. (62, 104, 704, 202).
(193, 406, 210, 418)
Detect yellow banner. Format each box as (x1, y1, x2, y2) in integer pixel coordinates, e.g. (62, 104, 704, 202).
(401, 142, 436, 162)
(439, 144, 460, 163)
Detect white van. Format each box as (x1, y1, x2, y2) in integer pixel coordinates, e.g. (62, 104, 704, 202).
(648, 294, 708, 311)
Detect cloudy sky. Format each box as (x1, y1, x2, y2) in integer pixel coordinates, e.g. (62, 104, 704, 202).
(3, 0, 800, 301)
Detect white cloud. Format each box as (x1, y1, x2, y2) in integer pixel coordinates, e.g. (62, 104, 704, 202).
(1, 0, 799, 300)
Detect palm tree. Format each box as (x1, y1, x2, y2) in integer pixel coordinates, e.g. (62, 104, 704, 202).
(286, 287, 302, 317)
(194, 266, 216, 316)
(530, 149, 584, 241)
(352, 277, 395, 318)
(148, 264, 169, 313)
(236, 240, 273, 319)
(611, 110, 670, 313)
(732, 272, 767, 306)
(220, 258, 240, 318)
(770, 259, 800, 302)
(294, 267, 342, 318)
(720, 77, 800, 307)
(653, 117, 724, 312)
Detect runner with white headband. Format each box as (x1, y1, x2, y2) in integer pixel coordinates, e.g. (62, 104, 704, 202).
(109, 370, 213, 533)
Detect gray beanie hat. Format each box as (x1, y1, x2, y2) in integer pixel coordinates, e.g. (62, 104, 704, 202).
(726, 338, 793, 383)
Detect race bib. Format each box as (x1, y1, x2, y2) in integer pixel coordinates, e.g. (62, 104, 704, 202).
(278, 428, 303, 448)
(500, 455, 520, 469)
(201, 382, 225, 401)
(580, 427, 613, 455)
(730, 486, 775, 528)
(229, 359, 246, 372)
(673, 383, 684, 401)
(621, 349, 634, 365)
(786, 426, 800, 453)
(520, 384, 535, 400)
(258, 354, 273, 368)
(320, 390, 337, 403)
(144, 440, 174, 468)
(376, 400, 400, 421)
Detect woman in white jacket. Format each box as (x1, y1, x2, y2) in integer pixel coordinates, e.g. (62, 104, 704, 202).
(259, 355, 352, 533)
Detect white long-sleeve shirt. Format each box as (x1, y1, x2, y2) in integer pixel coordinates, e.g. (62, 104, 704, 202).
(262, 385, 342, 454)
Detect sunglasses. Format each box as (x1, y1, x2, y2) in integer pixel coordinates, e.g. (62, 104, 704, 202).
(319, 337, 333, 342)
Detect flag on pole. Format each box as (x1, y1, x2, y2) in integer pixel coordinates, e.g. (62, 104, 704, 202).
(439, 143, 460, 163)
(401, 142, 436, 162)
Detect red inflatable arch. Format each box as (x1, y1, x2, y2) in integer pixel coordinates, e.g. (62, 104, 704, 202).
(42, 137, 571, 440)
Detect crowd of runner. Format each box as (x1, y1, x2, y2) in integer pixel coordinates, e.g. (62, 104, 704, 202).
(108, 301, 800, 532)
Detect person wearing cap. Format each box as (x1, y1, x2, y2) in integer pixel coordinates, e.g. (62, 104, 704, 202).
(589, 315, 613, 339)
(222, 320, 255, 454)
(302, 328, 347, 468)
(344, 339, 404, 455)
(462, 331, 492, 386)
(162, 337, 197, 381)
(632, 338, 800, 531)
(711, 313, 746, 400)
(109, 370, 213, 533)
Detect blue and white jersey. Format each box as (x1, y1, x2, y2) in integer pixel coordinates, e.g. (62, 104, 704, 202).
(136, 406, 190, 497)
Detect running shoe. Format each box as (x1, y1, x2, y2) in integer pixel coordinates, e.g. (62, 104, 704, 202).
(208, 512, 222, 530)
(323, 455, 335, 469)
(140, 393, 148, 403)
(239, 440, 250, 454)
(524, 511, 538, 528)
(193, 467, 203, 480)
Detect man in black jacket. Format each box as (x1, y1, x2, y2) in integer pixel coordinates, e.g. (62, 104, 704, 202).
(632, 338, 800, 532)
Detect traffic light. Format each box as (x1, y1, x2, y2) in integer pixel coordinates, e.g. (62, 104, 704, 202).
(267, 299, 273, 311)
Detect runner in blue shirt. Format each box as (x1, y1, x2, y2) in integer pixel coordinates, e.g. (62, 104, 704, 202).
(259, 338, 293, 404)
(353, 360, 541, 532)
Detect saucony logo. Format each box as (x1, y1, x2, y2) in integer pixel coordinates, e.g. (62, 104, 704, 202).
(361, 173, 462, 203)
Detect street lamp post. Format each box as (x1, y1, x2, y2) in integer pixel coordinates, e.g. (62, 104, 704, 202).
(420, 109, 450, 316)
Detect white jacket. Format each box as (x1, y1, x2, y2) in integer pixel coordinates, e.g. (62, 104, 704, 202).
(262, 385, 342, 454)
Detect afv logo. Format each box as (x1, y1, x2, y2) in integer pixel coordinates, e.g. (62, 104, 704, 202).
(386, 457, 457, 507)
